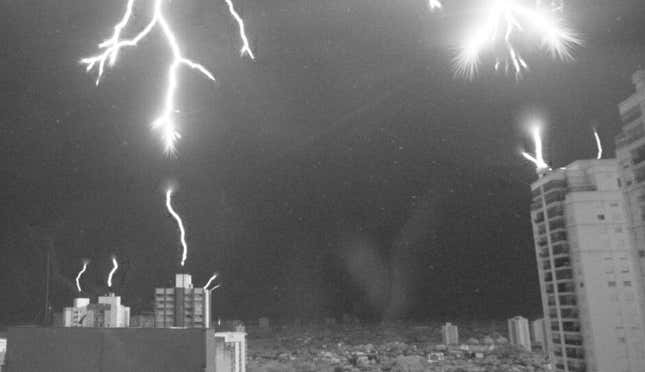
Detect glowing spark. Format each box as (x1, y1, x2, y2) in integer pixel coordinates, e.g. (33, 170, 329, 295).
(521, 125, 549, 173)
(452, 0, 580, 79)
(81, 0, 254, 154)
(203, 273, 220, 290)
(165, 188, 188, 267)
(429, 0, 443, 11)
(593, 129, 602, 160)
(75, 260, 89, 293)
(107, 257, 119, 288)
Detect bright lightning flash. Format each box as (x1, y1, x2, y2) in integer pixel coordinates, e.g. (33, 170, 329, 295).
(453, 0, 580, 79)
(165, 188, 188, 267)
(81, 0, 254, 154)
(521, 125, 550, 173)
(75, 260, 89, 293)
(593, 129, 602, 160)
(107, 257, 119, 288)
(429, 0, 443, 12)
(203, 273, 221, 291)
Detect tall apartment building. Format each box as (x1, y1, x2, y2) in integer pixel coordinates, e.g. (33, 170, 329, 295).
(441, 322, 459, 345)
(154, 273, 211, 328)
(508, 316, 532, 351)
(530, 159, 645, 372)
(615, 70, 645, 300)
(532, 318, 548, 351)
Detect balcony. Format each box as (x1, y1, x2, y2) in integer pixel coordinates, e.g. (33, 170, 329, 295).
(564, 334, 583, 346)
(551, 231, 568, 243)
(552, 243, 570, 256)
(545, 190, 566, 205)
(556, 269, 573, 280)
(554, 257, 571, 269)
(534, 212, 545, 223)
(549, 219, 566, 231)
(547, 205, 564, 218)
(559, 294, 577, 306)
(557, 282, 575, 293)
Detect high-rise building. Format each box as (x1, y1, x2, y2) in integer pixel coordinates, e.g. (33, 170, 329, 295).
(154, 273, 211, 328)
(441, 322, 459, 345)
(508, 316, 532, 351)
(530, 159, 645, 372)
(615, 69, 645, 312)
(532, 318, 548, 351)
(63, 295, 130, 328)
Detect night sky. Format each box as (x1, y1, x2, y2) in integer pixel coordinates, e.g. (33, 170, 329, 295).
(1, 0, 645, 324)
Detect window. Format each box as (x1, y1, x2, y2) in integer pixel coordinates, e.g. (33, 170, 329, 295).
(624, 281, 632, 287)
(597, 214, 605, 221)
(640, 250, 645, 258)
(609, 281, 617, 287)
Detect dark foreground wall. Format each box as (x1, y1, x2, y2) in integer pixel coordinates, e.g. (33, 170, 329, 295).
(5, 327, 217, 372)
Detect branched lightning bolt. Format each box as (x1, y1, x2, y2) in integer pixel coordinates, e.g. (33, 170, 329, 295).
(593, 129, 602, 160)
(433, 0, 580, 79)
(81, 0, 254, 154)
(521, 125, 550, 173)
(75, 260, 89, 293)
(203, 272, 221, 291)
(107, 257, 119, 288)
(165, 188, 188, 267)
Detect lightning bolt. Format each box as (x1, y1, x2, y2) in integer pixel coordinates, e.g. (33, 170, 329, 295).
(107, 257, 119, 288)
(438, 0, 580, 79)
(203, 272, 221, 291)
(81, 0, 254, 154)
(593, 129, 602, 160)
(521, 125, 550, 173)
(75, 260, 89, 293)
(165, 188, 188, 267)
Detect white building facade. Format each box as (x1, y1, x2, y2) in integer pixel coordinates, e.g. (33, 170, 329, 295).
(530, 159, 645, 372)
(154, 274, 211, 328)
(508, 316, 532, 351)
(63, 295, 130, 328)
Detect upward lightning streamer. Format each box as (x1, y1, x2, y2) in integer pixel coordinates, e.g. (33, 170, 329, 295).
(593, 129, 602, 160)
(165, 188, 188, 267)
(75, 260, 89, 293)
(81, 0, 254, 154)
(522, 125, 550, 174)
(203, 272, 221, 291)
(107, 257, 119, 288)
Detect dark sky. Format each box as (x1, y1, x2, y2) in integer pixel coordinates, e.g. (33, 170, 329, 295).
(1, 0, 645, 324)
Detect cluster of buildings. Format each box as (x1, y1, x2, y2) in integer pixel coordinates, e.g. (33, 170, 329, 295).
(528, 70, 645, 372)
(61, 273, 211, 329)
(6, 273, 246, 372)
